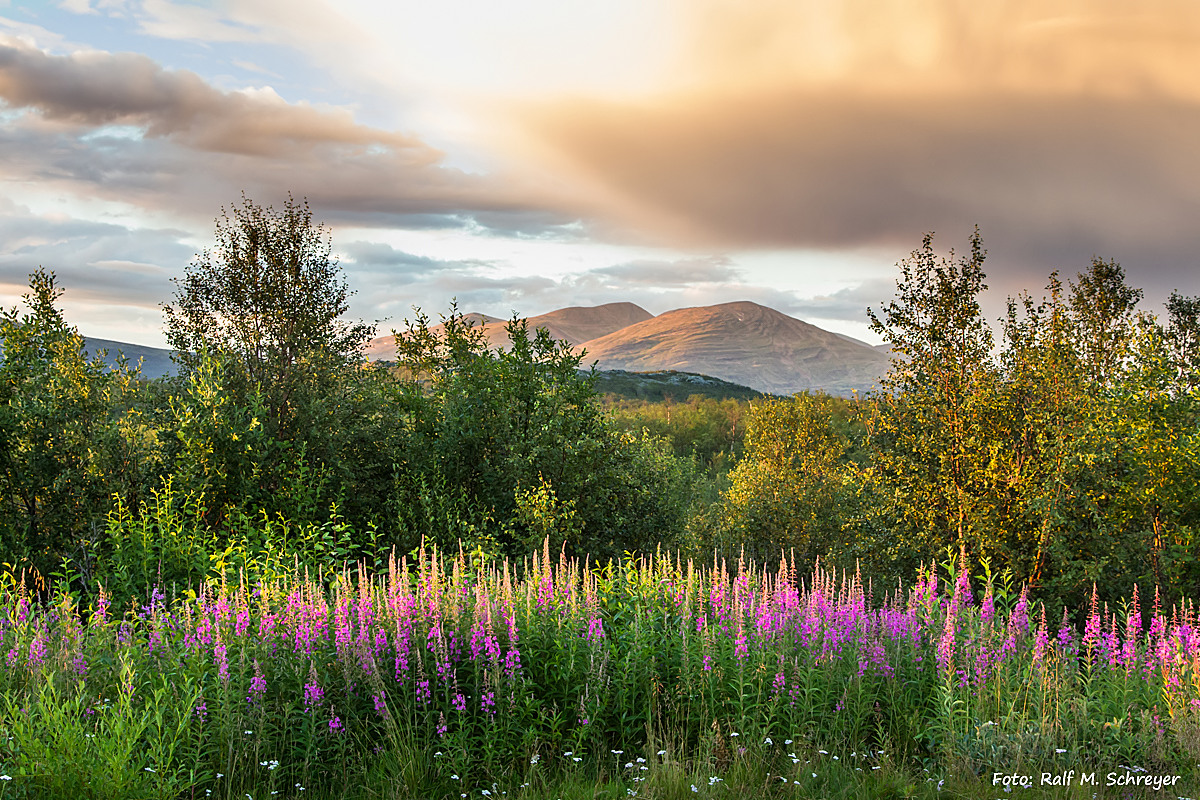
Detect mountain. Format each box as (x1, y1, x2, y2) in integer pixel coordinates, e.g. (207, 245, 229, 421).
(64, 300, 890, 394)
(82, 337, 178, 377)
(364, 302, 652, 361)
(577, 301, 889, 396)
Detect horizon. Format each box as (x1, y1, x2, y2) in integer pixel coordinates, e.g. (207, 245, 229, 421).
(3, 2, 1199, 349)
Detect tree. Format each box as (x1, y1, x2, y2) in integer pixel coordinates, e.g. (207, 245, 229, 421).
(159, 196, 397, 539)
(866, 229, 996, 564)
(162, 194, 374, 436)
(1165, 290, 1200, 394)
(717, 393, 849, 565)
(0, 270, 141, 578)
(392, 307, 695, 560)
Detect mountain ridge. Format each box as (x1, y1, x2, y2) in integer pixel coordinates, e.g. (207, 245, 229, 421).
(64, 300, 889, 394)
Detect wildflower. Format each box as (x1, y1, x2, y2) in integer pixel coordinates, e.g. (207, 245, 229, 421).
(248, 666, 267, 707)
(304, 679, 324, 711)
(329, 716, 343, 732)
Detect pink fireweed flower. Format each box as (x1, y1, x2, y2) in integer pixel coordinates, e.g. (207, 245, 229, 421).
(481, 691, 496, 716)
(94, 588, 110, 626)
(1033, 607, 1049, 669)
(953, 569, 973, 609)
(304, 678, 324, 711)
(329, 716, 343, 732)
(215, 640, 229, 683)
(937, 608, 957, 676)
(453, 692, 466, 713)
(1057, 608, 1075, 656)
(373, 693, 388, 718)
(980, 588, 995, 627)
(734, 631, 748, 660)
(248, 662, 267, 706)
(586, 616, 605, 643)
(1082, 586, 1102, 657)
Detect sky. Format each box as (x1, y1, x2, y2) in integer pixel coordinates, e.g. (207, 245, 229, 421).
(1, 0, 1198, 348)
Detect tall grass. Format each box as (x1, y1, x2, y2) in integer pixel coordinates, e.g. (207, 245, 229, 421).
(1, 544, 1197, 798)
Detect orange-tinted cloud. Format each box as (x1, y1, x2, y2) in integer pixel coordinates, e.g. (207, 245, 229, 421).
(520, 1, 1200, 291)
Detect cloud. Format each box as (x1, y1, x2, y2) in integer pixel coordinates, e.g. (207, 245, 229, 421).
(789, 279, 897, 322)
(0, 205, 193, 306)
(519, 1, 1200, 299)
(591, 256, 738, 286)
(0, 38, 581, 235)
(340, 240, 491, 278)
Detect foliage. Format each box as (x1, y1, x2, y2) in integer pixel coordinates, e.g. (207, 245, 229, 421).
(1, 554, 1196, 798)
(0, 270, 146, 582)
(391, 307, 697, 561)
(866, 229, 995, 565)
(714, 393, 851, 565)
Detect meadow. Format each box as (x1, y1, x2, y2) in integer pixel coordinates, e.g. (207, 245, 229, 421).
(1, 543, 1197, 799)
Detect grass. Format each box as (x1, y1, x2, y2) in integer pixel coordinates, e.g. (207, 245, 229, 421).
(0, 544, 1197, 799)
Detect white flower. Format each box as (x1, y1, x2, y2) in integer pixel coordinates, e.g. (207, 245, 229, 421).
(572, 757, 581, 763)
(145, 767, 156, 773)
(482, 791, 491, 797)
(730, 732, 739, 737)
(0, 776, 11, 781)
(636, 757, 646, 763)
(784, 739, 793, 745)
(657, 750, 666, 756)
(1056, 749, 1067, 754)
(763, 737, 772, 745)
(690, 786, 698, 793)
(451, 775, 459, 780)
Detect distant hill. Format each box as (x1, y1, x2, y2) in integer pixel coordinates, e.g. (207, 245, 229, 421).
(591, 369, 765, 402)
(67, 300, 892, 394)
(578, 301, 889, 396)
(365, 302, 652, 360)
(82, 337, 178, 377)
